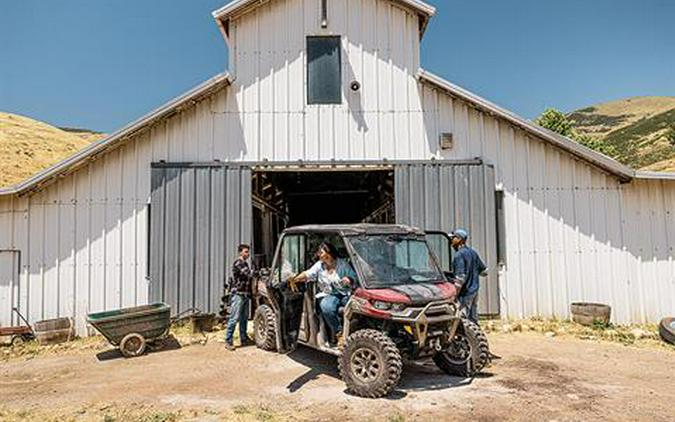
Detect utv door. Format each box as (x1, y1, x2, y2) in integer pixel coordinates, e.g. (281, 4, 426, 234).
(425, 231, 453, 278)
(267, 234, 306, 353)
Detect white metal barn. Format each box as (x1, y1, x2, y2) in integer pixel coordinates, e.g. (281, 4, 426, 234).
(1, 0, 674, 335)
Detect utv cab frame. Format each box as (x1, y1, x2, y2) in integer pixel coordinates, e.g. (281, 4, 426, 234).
(252, 224, 490, 398)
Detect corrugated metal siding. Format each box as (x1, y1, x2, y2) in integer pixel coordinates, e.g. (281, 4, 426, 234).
(0, 250, 20, 326)
(149, 165, 252, 316)
(395, 162, 500, 315)
(420, 83, 675, 323)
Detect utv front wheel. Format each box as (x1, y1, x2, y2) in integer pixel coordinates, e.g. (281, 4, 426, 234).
(339, 329, 402, 398)
(254, 304, 277, 351)
(434, 319, 490, 378)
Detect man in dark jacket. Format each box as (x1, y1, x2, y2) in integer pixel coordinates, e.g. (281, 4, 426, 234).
(450, 229, 487, 324)
(225, 244, 254, 350)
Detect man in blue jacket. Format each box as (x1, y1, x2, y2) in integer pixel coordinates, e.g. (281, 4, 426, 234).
(450, 229, 487, 324)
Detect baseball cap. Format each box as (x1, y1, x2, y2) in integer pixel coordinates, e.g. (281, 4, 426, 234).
(450, 229, 468, 240)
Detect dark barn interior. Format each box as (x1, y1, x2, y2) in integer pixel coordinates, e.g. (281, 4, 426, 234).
(251, 169, 395, 266)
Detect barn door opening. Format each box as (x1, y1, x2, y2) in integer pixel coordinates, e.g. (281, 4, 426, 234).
(395, 162, 499, 317)
(149, 164, 252, 316)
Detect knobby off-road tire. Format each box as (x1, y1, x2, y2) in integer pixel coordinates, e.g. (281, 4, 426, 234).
(254, 304, 277, 351)
(433, 318, 490, 378)
(338, 329, 403, 398)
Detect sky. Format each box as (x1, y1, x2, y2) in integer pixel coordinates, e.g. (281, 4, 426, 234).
(1, 0, 674, 133)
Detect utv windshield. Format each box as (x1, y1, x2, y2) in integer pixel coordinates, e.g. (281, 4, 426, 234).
(348, 235, 445, 288)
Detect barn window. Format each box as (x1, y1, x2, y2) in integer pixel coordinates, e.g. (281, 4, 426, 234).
(307, 36, 342, 104)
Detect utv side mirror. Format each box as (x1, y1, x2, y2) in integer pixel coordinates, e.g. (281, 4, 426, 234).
(259, 268, 271, 278)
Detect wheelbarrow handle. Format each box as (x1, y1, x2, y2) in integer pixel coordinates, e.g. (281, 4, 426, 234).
(12, 307, 33, 331)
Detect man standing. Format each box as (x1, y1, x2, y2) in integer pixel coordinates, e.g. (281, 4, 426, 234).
(225, 244, 254, 350)
(450, 229, 487, 324)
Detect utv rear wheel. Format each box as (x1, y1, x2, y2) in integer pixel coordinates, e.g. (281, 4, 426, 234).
(338, 329, 402, 398)
(254, 304, 277, 351)
(434, 319, 490, 378)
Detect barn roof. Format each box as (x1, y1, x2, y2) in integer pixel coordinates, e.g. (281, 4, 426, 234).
(212, 0, 437, 37)
(0, 73, 231, 196)
(418, 69, 638, 182)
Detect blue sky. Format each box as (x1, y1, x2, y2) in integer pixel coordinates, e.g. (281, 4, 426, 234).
(1, 0, 674, 133)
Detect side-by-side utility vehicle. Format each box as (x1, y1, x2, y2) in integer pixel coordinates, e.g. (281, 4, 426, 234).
(251, 224, 490, 398)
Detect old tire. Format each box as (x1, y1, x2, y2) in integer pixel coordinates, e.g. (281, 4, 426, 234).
(570, 302, 611, 326)
(338, 329, 402, 398)
(659, 317, 675, 345)
(433, 319, 490, 378)
(254, 304, 277, 351)
(120, 333, 146, 358)
(11, 335, 25, 347)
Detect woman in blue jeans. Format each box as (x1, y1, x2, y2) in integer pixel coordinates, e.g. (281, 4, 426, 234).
(291, 242, 356, 345)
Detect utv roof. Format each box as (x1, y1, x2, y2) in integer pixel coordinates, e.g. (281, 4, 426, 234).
(282, 224, 425, 236)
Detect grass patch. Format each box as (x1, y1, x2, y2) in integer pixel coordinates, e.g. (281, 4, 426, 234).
(481, 318, 673, 350)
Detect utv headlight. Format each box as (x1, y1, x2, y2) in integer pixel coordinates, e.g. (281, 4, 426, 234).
(372, 301, 391, 311)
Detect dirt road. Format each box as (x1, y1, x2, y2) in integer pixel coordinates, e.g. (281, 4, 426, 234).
(1, 332, 673, 421)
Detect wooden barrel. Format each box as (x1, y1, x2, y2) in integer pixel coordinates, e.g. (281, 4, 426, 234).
(570, 303, 611, 326)
(34, 317, 75, 345)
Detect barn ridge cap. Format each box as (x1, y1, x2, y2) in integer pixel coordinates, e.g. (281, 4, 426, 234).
(212, 0, 436, 38)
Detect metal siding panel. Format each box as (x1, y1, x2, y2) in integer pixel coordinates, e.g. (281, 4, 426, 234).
(194, 169, 211, 312)
(396, 162, 499, 316)
(163, 167, 181, 312)
(483, 165, 499, 315)
(58, 180, 76, 319)
(210, 167, 226, 313)
(149, 168, 166, 304)
(179, 168, 196, 313)
(0, 251, 19, 326)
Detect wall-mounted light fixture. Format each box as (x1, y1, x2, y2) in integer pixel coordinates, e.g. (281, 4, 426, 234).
(440, 132, 454, 150)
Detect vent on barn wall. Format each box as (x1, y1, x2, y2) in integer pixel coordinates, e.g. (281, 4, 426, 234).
(440, 132, 454, 150)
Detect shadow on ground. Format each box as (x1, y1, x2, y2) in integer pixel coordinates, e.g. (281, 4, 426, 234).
(285, 345, 479, 398)
(95, 336, 182, 362)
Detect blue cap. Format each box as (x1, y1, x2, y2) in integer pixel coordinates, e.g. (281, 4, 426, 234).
(451, 229, 468, 240)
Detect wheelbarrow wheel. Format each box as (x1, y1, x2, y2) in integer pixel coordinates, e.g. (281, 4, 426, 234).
(120, 333, 146, 358)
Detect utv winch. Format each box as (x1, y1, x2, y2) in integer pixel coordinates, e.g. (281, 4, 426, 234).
(251, 224, 490, 398)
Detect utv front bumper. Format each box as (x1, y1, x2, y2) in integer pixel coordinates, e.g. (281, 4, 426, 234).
(346, 297, 462, 351)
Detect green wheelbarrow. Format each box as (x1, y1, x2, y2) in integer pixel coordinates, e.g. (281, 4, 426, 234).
(87, 303, 171, 358)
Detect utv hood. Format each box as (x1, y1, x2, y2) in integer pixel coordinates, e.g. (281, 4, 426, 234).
(360, 282, 457, 306)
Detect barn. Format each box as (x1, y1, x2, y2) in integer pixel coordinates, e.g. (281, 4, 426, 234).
(1, 0, 674, 335)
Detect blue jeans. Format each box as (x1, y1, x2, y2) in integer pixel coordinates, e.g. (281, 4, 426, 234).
(319, 294, 349, 338)
(226, 293, 250, 345)
(459, 292, 479, 324)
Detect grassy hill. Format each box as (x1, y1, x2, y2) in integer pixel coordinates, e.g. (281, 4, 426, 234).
(0, 112, 105, 188)
(568, 97, 675, 171)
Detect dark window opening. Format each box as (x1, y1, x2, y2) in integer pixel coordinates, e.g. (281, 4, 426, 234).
(307, 36, 342, 104)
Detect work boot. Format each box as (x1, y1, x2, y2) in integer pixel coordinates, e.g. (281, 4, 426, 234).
(225, 342, 236, 351)
(336, 332, 345, 349)
(240, 336, 255, 347)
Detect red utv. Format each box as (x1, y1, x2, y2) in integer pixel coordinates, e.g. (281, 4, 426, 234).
(252, 224, 490, 398)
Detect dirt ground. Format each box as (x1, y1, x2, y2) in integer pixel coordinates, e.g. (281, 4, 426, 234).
(1, 331, 673, 422)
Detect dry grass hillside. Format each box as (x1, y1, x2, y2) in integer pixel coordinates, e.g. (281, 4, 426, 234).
(0, 112, 104, 188)
(568, 96, 675, 171)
